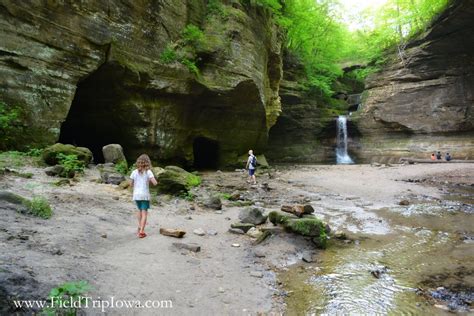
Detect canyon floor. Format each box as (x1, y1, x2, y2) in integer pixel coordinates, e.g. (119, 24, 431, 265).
(1, 158, 473, 315)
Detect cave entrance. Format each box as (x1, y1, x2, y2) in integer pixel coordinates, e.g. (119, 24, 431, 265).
(59, 63, 140, 163)
(193, 137, 219, 169)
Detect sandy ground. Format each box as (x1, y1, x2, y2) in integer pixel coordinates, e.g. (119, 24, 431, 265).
(0, 160, 473, 315)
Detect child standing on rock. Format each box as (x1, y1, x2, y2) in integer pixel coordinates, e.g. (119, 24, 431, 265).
(130, 154, 157, 238)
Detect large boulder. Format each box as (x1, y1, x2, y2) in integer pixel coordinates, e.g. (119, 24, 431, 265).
(102, 144, 126, 164)
(156, 166, 201, 194)
(42, 143, 93, 166)
(238, 207, 267, 225)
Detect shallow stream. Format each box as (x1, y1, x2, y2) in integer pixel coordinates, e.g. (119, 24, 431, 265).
(281, 185, 474, 315)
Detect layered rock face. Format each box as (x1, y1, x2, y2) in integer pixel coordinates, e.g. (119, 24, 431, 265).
(353, 0, 474, 162)
(0, 1, 282, 167)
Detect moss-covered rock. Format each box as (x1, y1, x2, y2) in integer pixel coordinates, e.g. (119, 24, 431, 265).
(42, 143, 93, 166)
(268, 211, 328, 248)
(156, 166, 201, 194)
(0, 191, 52, 219)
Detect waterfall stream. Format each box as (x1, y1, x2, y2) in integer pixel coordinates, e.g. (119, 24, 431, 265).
(336, 115, 354, 164)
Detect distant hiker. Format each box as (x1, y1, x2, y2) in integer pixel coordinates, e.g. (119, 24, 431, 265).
(436, 151, 442, 160)
(430, 153, 436, 161)
(246, 149, 257, 185)
(445, 152, 452, 161)
(130, 154, 157, 238)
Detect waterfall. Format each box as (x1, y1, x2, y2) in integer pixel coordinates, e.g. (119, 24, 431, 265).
(336, 115, 354, 164)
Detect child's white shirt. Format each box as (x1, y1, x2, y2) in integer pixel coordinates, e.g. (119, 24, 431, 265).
(130, 169, 155, 201)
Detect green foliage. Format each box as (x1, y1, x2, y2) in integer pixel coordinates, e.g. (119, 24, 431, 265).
(254, 0, 282, 12)
(57, 153, 85, 178)
(0, 101, 25, 150)
(186, 173, 201, 187)
(115, 160, 129, 175)
(26, 148, 44, 157)
(256, 0, 451, 98)
(159, 45, 178, 64)
(181, 58, 200, 75)
(42, 280, 91, 316)
(220, 193, 232, 200)
(181, 24, 205, 48)
(280, 0, 345, 96)
(24, 196, 52, 219)
(345, 66, 380, 82)
(179, 191, 196, 201)
(159, 24, 205, 76)
(0, 151, 27, 167)
(207, 0, 229, 19)
(340, 0, 450, 65)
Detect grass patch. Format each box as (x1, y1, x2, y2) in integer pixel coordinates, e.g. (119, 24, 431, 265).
(57, 153, 85, 178)
(43, 280, 91, 316)
(179, 191, 196, 201)
(114, 160, 129, 175)
(220, 193, 232, 200)
(24, 196, 52, 219)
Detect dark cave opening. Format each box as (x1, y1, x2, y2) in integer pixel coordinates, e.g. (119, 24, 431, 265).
(59, 63, 141, 163)
(193, 137, 219, 170)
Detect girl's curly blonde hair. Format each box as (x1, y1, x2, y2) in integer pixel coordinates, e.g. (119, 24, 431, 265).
(136, 154, 152, 172)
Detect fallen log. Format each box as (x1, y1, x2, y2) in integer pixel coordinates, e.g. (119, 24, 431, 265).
(281, 204, 314, 217)
(159, 228, 186, 238)
(399, 158, 474, 164)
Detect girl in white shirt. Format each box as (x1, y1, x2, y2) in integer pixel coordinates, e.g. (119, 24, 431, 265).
(130, 154, 157, 238)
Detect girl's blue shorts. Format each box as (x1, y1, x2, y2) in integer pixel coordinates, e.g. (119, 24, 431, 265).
(135, 200, 150, 210)
(249, 169, 256, 176)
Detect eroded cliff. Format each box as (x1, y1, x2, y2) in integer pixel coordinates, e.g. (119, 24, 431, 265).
(353, 0, 474, 162)
(0, 1, 282, 167)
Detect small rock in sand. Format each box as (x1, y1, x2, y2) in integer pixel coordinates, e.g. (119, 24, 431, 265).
(218, 287, 225, 293)
(302, 251, 314, 263)
(207, 229, 218, 236)
(231, 243, 240, 247)
(250, 271, 263, 278)
(193, 228, 206, 236)
(253, 249, 266, 258)
(101, 234, 107, 238)
(246, 227, 263, 239)
(238, 207, 267, 225)
(399, 200, 410, 206)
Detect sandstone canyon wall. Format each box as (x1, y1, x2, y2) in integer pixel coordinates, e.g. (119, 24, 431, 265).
(0, 0, 282, 167)
(353, 0, 473, 163)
